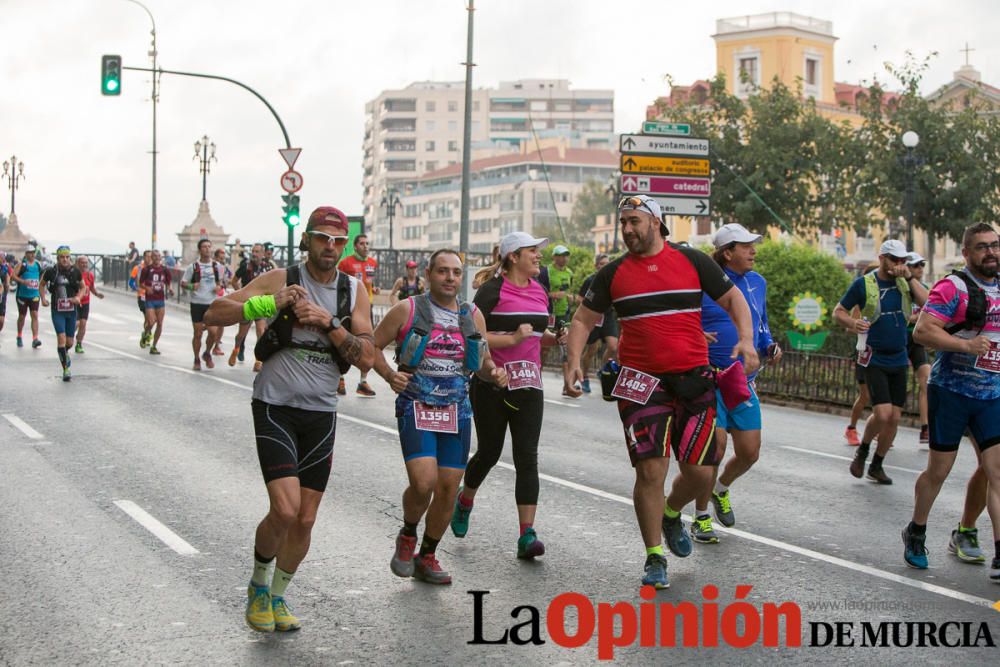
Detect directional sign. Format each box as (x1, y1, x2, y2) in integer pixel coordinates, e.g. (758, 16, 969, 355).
(621, 174, 711, 198)
(642, 121, 691, 136)
(619, 134, 708, 157)
(279, 148, 302, 169)
(620, 154, 709, 177)
(280, 169, 303, 193)
(650, 196, 711, 217)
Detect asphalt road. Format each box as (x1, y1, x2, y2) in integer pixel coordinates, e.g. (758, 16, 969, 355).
(1, 290, 998, 665)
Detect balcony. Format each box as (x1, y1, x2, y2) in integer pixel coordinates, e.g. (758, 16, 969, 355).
(383, 98, 417, 113)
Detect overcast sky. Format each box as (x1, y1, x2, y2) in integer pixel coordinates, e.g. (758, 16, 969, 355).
(3, 0, 996, 253)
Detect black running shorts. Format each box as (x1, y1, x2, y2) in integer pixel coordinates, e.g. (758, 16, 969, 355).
(251, 399, 336, 492)
(863, 364, 908, 408)
(190, 303, 211, 324)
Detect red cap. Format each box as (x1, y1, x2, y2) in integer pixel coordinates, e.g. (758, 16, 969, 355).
(405, 260, 418, 268)
(306, 206, 349, 234)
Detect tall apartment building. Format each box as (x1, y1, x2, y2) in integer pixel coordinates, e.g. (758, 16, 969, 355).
(362, 79, 614, 247)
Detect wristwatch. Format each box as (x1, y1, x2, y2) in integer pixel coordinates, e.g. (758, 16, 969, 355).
(323, 316, 342, 333)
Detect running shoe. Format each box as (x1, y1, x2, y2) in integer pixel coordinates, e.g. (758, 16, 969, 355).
(390, 533, 417, 577)
(253, 361, 263, 373)
(691, 515, 719, 544)
(74, 343, 84, 354)
(661, 514, 692, 558)
(212, 345, 224, 356)
(866, 464, 892, 485)
(451, 491, 472, 538)
(844, 425, 861, 446)
(149, 346, 161, 355)
(228, 347, 239, 367)
(139, 331, 149, 349)
(237, 343, 246, 362)
(849, 448, 868, 478)
(517, 528, 545, 559)
(271, 596, 301, 632)
(16, 336, 23, 348)
(202, 350, 214, 369)
(641, 553, 669, 589)
(990, 558, 1000, 583)
(919, 425, 929, 446)
(412, 553, 452, 585)
(356, 381, 376, 398)
(902, 525, 928, 569)
(31, 338, 42, 349)
(245, 585, 274, 632)
(581, 378, 592, 394)
(337, 377, 347, 396)
(949, 527, 986, 563)
(711, 490, 735, 527)
(65, 353, 71, 370)
(193, 357, 202, 371)
(62, 367, 72, 382)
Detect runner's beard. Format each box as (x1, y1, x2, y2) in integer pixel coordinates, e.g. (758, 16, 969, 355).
(973, 256, 998, 278)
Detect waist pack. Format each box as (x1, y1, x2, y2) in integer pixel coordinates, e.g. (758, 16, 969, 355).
(716, 361, 752, 410)
(396, 293, 485, 374)
(254, 265, 353, 373)
(660, 365, 716, 402)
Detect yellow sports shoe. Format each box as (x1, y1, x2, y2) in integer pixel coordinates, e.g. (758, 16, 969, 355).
(245, 585, 274, 632)
(271, 596, 301, 632)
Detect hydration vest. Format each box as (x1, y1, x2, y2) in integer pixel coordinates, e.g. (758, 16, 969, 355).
(192, 260, 222, 285)
(395, 293, 485, 374)
(860, 272, 912, 324)
(944, 270, 988, 335)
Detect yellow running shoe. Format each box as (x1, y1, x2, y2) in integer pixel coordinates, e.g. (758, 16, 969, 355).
(245, 585, 274, 632)
(271, 596, 301, 632)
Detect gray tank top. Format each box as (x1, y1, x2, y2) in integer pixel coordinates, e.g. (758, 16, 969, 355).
(252, 264, 359, 412)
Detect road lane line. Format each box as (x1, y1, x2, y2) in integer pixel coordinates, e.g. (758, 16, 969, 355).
(85, 341, 254, 391)
(87, 312, 125, 325)
(2, 414, 45, 439)
(543, 398, 580, 408)
(114, 500, 199, 556)
(781, 445, 925, 474)
(87, 334, 996, 609)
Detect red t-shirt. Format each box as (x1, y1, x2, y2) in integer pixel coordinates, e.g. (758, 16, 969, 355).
(582, 243, 732, 374)
(338, 255, 378, 298)
(140, 265, 172, 301)
(79, 271, 96, 305)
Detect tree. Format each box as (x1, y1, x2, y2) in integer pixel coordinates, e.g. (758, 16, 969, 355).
(549, 179, 613, 247)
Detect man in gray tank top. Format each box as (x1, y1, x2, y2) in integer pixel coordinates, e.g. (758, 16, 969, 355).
(205, 206, 375, 633)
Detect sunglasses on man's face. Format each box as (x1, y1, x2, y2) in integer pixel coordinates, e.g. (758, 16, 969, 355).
(910, 261, 926, 268)
(308, 231, 349, 245)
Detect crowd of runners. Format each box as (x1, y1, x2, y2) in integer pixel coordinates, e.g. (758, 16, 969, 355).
(3, 198, 998, 634)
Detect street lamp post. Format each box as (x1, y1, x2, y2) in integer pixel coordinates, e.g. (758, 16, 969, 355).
(193, 136, 218, 202)
(901, 130, 921, 251)
(606, 170, 620, 252)
(380, 189, 402, 250)
(123, 0, 159, 250)
(2, 156, 25, 216)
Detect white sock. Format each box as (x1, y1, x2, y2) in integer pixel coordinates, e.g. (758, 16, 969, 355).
(271, 567, 294, 598)
(714, 481, 729, 495)
(251, 555, 273, 588)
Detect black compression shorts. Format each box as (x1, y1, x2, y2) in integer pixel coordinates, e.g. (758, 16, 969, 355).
(251, 399, 336, 492)
(76, 303, 90, 320)
(863, 364, 908, 408)
(190, 303, 211, 324)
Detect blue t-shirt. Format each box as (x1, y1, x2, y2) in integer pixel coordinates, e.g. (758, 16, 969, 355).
(839, 275, 909, 367)
(15, 261, 41, 299)
(701, 268, 774, 380)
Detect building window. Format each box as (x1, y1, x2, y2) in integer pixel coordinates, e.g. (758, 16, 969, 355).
(530, 100, 547, 111)
(426, 100, 436, 112)
(473, 101, 480, 112)
(425, 120, 436, 131)
(425, 160, 437, 172)
(734, 49, 761, 98)
(425, 140, 435, 151)
(448, 100, 458, 112)
(805, 58, 818, 86)
(404, 204, 421, 218)
(448, 120, 458, 132)
(448, 140, 458, 152)
(739, 57, 759, 85)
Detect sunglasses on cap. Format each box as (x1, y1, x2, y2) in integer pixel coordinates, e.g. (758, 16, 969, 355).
(618, 196, 656, 218)
(307, 230, 349, 244)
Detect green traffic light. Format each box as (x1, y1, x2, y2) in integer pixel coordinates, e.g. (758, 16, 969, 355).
(288, 213, 300, 226)
(106, 80, 119, 92)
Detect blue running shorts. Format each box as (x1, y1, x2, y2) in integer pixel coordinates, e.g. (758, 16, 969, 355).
(715, 384, 762, 432)
(928, 384, 1000, 453)
(396, 398, 472, 469)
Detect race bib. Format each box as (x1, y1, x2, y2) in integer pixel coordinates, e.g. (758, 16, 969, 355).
(857, 345, 873, 368)
(974, 341, 1000, 373)
(26, 279, 39, 289)
(505, 361, 542, 391)
(547, 314, 556, 328)
(149, 282, 164, 295)
(595, 314, 605, 328)
(413, 402, 458, 433)
(56, 298, 73, 312)
(611, 367, 659, 405)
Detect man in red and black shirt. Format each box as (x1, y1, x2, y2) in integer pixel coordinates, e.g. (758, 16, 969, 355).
(565, 195, 758, 589)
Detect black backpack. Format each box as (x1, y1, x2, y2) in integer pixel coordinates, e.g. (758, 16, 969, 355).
(944, 270, 988, 335)
(254, 265, 354, 373)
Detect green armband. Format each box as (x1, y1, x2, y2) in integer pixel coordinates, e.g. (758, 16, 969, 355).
(243, 294, 277, 321)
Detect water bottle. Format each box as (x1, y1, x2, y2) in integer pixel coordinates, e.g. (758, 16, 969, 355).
(856, 317, 869, 352)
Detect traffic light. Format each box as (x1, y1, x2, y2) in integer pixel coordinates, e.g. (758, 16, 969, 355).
(101, 55, 122, 96)
(282, 194, 300, 227)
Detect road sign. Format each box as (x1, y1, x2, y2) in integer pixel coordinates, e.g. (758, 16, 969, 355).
(641, 121, 690, 136)
(279, 148, 302, 169)
(649, 196, 711, 217)
(620, 154, 709, 176)
(621, 174, 710, 198)
(280, 169, 303, 193)
(619, 134, 709, 157)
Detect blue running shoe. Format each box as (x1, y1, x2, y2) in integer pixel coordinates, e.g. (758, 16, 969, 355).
(902, 525, 928, 569)
(517, 528, 545, 559)
(642, 553, 669, 589)
(661, 513, 692, 558)
(581, 378, 592, 394)
(450, 489, 472, 538)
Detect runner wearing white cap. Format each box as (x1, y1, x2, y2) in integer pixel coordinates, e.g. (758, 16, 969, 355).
(905, 252, 931, 445)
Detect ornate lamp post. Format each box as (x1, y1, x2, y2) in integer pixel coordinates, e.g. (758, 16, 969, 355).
(901, 130, 922, 251)
(380, 188, 402, 249)
(2, 156, 25, 216)
(193, 136, 218, 202)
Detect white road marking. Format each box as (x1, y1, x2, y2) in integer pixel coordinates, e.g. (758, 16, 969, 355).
(85, 341, 254, 391)
(87, 312, 125, 325)
(113, 499, 199, 556)
(2, 414, 45, 439)
(543, 398, 580, 409)
(84, 333, 997, 610)
(781, 445, 925, 474)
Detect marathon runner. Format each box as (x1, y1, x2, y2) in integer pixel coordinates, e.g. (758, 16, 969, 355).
(905, 252, 932, 445)
(546, 245, 575, 396)
(12, 244, 43, 348)
(0, 253, 11, 345)
(844, 263, 879, 446)
(691, 223, 780, 544)
(564, 195, 758, 589)
(138, 249, 173, 355)
(211, 247, 233, 357)
(904, 222, 1000, 582)
(338, 234, 379, 397)
(389, 259, 425, 305)
(181, 239, 224, 370)
(73, 255, 104, 353)
(205, 206, 375, 632)
(451, 231, 563, 560)
(834, 239, 927, 484)
(576, 253, 619, 394)
(39, 247, 84, 381)
(374, 249, 507, 584)
(230, 243, 275, 372)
